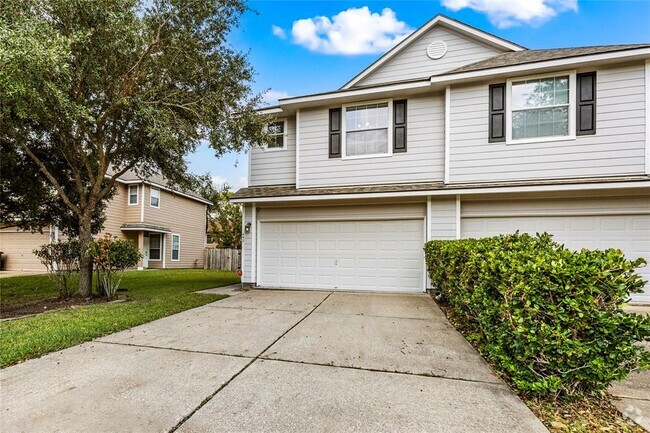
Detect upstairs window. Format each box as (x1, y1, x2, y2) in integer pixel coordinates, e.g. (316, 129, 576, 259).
(267, 121, 286, 149)
(128, 185, 138, 205)
(506, 72, 575, 143)
(150, 187, 160, 208)
(343, 101, 391, 158)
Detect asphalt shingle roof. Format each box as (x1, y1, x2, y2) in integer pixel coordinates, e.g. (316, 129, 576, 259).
(444, 44, 650, 75)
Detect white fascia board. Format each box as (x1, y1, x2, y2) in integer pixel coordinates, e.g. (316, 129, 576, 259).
(231, 180, 650, 204)
(430, 48, 650, 86)
(257, 107, 284, 115)
(341, 15, 524, 90)
(645, 59, 650, 175)
(278, 80, 431, 108)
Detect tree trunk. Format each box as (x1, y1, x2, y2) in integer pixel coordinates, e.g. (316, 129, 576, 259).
(78, 215, 94, 297)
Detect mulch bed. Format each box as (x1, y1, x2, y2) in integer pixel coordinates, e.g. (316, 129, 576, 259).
(1, 296, 109, 320)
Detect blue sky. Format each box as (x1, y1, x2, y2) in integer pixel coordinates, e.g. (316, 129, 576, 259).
(186, 0, 650, 189)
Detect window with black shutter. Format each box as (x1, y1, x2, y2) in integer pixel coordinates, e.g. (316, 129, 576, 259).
(329, 108, 341, 158)
(393, 100, 407, 153)
(489, 83, 506, 143)
(577, 72, 596, 135)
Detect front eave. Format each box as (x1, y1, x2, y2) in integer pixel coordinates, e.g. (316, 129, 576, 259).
(231, 176, 650, 203)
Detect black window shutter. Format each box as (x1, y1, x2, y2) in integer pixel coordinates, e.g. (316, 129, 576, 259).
(577, 72, 596, 136)
(488, 84, 506, 143)
(329, 108, 341, 158)
(393, 100, 407, 153)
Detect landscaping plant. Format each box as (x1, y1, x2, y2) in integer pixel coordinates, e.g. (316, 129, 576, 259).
(33, 239, 81, 299)
(425, 232, 650, 397)
(89, 234, 140, 300)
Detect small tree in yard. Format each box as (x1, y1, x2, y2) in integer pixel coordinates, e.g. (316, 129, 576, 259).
(34, 239, 81, 299)
(89, 234, 140, 300)
(196, 176, 242, 249)
(1, 0, 273, 297)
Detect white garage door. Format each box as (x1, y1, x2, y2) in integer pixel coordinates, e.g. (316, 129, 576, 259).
(462, 214, 650, 303)
(259, 219, 425, 292)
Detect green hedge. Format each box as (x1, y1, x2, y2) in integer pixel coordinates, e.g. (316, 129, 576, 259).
(425, 232, 649, 397)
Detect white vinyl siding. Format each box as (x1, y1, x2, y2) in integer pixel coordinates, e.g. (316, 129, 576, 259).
(429, 198, 458, 240)
(299, 94, 445, 188)
(356, 25, 505, 87)
(250, 117, 296, 186)
(448, 62, 647, 183)
(242, 204, 254, 283)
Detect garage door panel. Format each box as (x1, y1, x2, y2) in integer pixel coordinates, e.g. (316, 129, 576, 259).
(259, 219, 424, 292)
(462, 213, 649, 303)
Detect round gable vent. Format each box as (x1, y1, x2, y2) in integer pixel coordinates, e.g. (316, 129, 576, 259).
(427, 41, 447, 60)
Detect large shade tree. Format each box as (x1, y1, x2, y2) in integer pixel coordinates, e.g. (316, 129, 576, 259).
(0, 0, 271, 296)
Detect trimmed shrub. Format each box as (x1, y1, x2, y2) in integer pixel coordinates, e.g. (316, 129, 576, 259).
(34, 239, 81, 299)
(89, 234, 141, 300)
(425, 232, 649, 397)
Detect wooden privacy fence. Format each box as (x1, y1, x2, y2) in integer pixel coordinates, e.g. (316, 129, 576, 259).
(204, 248, 241, 271)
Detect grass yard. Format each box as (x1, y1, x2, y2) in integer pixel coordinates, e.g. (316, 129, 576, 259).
(0, 269, 239, 368)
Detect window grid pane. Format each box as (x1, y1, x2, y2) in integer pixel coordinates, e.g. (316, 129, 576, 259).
(345, 103, 389, 156)
(172, 235, 180, 260)
(267, 121, 284, 149)
(511, 75, 570, 140)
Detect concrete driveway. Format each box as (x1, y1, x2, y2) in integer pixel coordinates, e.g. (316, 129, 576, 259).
(1, 289, 547, 433)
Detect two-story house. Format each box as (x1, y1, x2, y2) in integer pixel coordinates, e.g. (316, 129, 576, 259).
(0, 171, 210, 272)
(232, 15, 650, 303)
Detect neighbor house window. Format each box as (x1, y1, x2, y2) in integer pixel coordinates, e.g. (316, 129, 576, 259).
(507, 73, 575, 143)
(149, 234, 161, 261)
(150, 187, 160, 208)
(171, 234, 180, 261)
(128, 185, 138, 205)
(267, 121, 285, 149)
(343, 101, 391, 158)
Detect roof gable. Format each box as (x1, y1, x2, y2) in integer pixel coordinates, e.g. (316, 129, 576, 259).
(342, 14, 524, 89)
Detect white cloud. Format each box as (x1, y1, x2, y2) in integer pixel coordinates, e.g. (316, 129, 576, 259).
(442, 0, 578, 28)
(271, 25, 286, 39)
(291, 7, 412, 55)
(262, 89, 290, 105)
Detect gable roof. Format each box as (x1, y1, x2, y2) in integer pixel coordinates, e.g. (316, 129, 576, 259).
(444, 44, 650, 75)
(113, 169, 212, 205)
(340, 14, 525, 90)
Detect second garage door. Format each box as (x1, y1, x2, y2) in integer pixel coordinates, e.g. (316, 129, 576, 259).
(258, 219, 425, 292)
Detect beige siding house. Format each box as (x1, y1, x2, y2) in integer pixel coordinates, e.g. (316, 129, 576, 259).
(233, 15, 650, 303)
(0, 173, 210, 272)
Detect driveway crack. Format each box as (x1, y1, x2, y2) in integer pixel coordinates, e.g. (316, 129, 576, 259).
(168, 291, 333, 433)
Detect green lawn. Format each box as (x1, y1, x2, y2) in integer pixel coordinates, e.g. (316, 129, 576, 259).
(0, 269, 239, 368)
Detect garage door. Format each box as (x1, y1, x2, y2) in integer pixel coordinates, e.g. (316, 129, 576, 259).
(462, 214, 650, 303)
(259, 219, 425, 292)
(0, 230, 51, 272)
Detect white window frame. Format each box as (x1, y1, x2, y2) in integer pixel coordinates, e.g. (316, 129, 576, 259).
(341, 99, 393, 160)
(171, 233, 181, 262)
(265, 119, 287, 151)
(505, 70, 576, 145)
(150, 186, 160, 208)
(128, 185, 139, 206)
(149, 233, 162, 261)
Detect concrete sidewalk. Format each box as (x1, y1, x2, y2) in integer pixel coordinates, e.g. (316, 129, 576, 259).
(1, 289, 548, 433)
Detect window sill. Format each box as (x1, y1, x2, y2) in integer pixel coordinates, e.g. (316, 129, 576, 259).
(506, 135, 576, 145)
(128, 203, 139, 206)
(341, 152, 393, 161)
(262, 147, 286, 152)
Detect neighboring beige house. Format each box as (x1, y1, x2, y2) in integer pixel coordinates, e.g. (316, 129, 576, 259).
(0, 172, 211, 272)
(232, 14, 650, 303)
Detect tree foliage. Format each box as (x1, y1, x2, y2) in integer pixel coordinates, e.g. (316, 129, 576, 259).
(33, 239, 81, 299)
(196, 175, 242, 249)
(89, 234, 141, 300)
(1, 0, 272, 294)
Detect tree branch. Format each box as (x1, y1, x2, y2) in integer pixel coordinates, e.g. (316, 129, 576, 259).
(22, 145, 81, 216)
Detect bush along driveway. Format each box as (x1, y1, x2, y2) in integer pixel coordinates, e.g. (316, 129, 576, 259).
(0, 269, 239, 368)
(425, 232, 650, 432)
